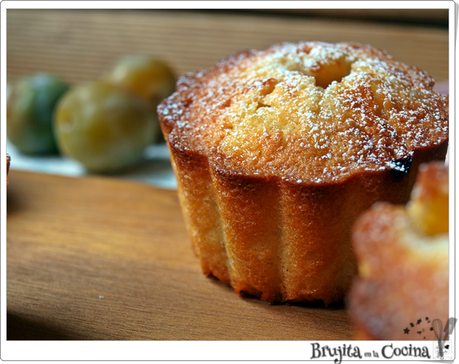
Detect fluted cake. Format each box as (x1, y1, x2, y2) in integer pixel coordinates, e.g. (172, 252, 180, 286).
(158, 41, 448, 304)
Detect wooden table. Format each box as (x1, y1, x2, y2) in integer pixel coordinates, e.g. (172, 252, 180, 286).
(7, 170, 353, 340)
(6, 9, 449, 341)
(7, 9, 448, 84)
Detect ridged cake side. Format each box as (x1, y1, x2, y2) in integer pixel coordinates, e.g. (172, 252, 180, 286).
(169, 145, 231, 283)
(167, 140, 447, 304)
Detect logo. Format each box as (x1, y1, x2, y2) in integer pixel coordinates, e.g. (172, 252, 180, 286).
(431, 317, 457, 360)
(310, 343, 362, 364)
(401, 316, 457, 360)
(433, 342, 452, 361)
(380, 344, 430, 359)
(309, 317, 457, 362)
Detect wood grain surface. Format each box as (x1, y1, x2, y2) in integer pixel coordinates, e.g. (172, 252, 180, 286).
(7, 9, 448, 85)
(7, 170, 354, 340)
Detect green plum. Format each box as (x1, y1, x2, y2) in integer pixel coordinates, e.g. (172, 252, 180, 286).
(7, 73, 69, 154)
(54, 81, 157, 173)
(103, 55, 176, 103)
(103, 56, 176, 142)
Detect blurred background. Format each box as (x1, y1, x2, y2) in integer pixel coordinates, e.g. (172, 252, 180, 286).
(6, 8, 449, 189)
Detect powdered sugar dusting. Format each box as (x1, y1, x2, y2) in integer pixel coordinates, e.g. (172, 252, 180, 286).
(158, 42, 448, 183)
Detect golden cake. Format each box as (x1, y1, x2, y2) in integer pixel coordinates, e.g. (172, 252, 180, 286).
(348, 161, 448, 339)
(158, 41, 448, 304)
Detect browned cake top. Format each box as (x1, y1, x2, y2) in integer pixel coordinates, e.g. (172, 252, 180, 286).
(159, 42, 448, 183)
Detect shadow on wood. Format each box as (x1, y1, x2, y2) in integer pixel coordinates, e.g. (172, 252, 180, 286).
(7, 312, 83, 340)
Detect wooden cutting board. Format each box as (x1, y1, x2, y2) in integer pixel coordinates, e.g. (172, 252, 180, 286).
(7, 170, 354, 340)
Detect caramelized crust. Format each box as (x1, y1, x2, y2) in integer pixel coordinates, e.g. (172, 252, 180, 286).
(160, 42, 447, 183)
(159, 42, 448, 304)
(349, 162, 448, 339)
